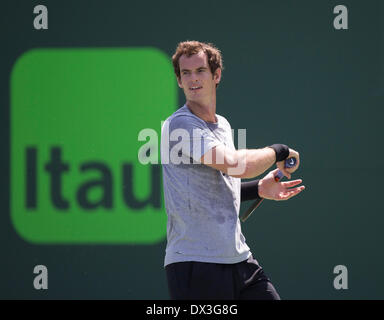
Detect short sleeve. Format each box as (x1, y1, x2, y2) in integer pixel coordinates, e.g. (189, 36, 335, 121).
(166, 115, 223, 164)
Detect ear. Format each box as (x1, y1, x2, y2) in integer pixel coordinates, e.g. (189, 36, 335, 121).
(214, 68, 222, 85)
(176, 76, 183, 89)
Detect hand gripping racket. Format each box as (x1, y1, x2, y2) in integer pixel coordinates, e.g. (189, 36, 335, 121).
(240, 157, 297, 222)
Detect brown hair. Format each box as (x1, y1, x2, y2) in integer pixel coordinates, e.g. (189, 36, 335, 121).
(172, 41, 224, 83)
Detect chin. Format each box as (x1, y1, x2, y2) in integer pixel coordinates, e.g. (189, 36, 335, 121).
(187, 96, 203, 104)
(187, 92, 204, 100)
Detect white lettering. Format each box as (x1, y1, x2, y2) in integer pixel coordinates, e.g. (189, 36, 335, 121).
(333, 5, 348, 30)
(33, 5, 48, 30)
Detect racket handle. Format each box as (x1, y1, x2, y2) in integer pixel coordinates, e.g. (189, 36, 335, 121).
(274, 157, 297, 182)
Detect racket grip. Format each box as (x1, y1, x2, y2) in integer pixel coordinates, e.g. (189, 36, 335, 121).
(274, 157, 297, 182)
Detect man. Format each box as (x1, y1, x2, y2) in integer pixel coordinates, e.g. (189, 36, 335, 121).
(160, 41, 305, 300)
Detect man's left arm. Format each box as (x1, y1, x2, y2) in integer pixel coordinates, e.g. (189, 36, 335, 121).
(241, 169, 305, 202)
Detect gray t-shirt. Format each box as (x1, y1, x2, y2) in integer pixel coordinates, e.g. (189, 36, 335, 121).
(161, 105, 251, 267)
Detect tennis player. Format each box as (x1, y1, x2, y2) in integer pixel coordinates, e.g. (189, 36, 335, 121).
(160, 41, 305, 300)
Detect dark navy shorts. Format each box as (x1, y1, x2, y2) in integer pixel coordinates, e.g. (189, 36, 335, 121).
(165, 255, 281, 300)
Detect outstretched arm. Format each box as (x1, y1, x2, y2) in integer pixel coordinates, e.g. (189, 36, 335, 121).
(201, 144, 300, 179)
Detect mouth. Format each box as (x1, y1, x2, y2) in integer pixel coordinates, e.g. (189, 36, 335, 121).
(189, 86, 203, 91)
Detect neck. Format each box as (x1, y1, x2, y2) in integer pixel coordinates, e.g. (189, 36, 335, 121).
(186, 98, 217, 123)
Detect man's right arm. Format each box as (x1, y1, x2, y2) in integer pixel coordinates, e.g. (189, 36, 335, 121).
(200, 144, 299, 179)
(200, 145, 276, 179)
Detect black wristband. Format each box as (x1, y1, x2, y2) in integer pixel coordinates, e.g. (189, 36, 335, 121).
(268, 144, 289, 162)
(241, 179, 261, 202)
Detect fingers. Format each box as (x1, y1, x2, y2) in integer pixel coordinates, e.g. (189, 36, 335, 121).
(287, 148, 300, 172)
(281, 179, 303, 187)
(276, 162, 291, 179)
(279, 185, 305, 200)
(281, 169, 291, 180)
(288, 148, 300, 164)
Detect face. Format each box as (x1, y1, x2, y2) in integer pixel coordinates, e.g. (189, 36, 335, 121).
(177, 50, 221, 103)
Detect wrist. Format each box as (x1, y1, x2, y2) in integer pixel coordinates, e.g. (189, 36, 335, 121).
(268, 144, 289, 162)
(258, 179, 265, 199)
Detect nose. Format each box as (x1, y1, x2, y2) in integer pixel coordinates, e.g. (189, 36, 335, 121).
(190, 72, 199, 82)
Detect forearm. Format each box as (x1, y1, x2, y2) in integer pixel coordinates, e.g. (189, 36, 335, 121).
(235, 147, 276, 179)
